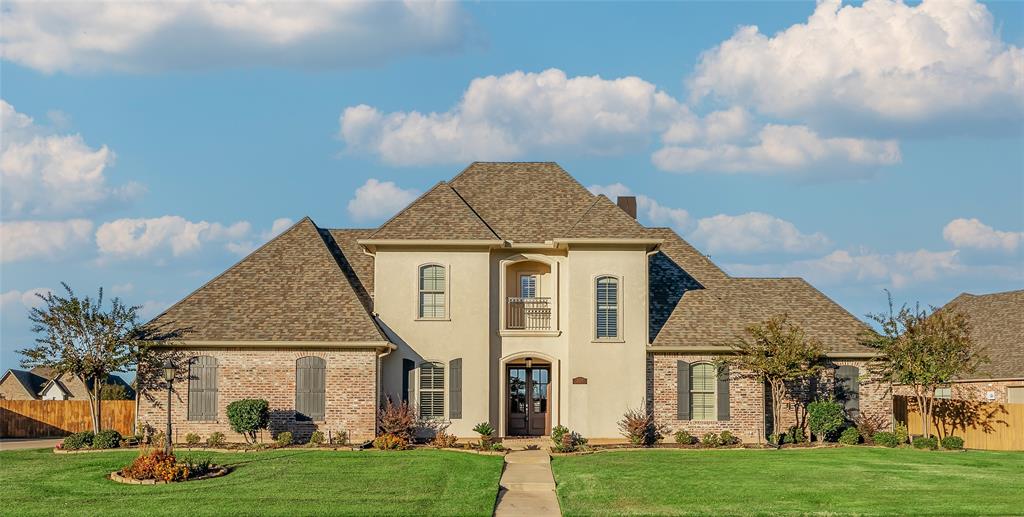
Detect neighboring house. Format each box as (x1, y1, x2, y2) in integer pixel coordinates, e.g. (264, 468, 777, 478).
(897, 290, 1023, 404)
(140, 162, 889, 443)
(0, 367, 134, 401)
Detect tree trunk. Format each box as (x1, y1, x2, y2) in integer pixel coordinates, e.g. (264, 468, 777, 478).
(769, 379, 785, 441)
(913, 386, 929, 437)
(82, 374, 100, 434)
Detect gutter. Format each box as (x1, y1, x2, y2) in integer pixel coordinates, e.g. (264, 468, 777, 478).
(645, 345, 877, 359)
(154, 340, 396, 351)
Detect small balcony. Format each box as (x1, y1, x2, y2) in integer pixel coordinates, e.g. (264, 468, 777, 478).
(506, 297, 552, 330)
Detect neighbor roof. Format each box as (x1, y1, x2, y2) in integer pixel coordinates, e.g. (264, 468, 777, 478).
(941, 290, 1024, 379)
(152, 218, 386, 343)
(1, 369, 49, 398)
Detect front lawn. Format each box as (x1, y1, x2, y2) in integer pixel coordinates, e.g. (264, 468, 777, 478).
(552, 447, 1024, 516)
(0, 448, 503, 516)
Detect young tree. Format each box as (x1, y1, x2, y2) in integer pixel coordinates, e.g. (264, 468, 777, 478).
(131, 322, 190, 435)
(863, 293, 985, 437)
(19, 284, 139, 433)
(726, 314, 826, 443)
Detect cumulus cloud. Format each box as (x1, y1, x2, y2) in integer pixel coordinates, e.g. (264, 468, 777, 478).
(340, 68, 690, 166)
(0, 1, 471, 74)
(95, 216, 251, 260)
(0, 288, 52, 310)
(690, 212, 831, 254)
(225, 217, 297, 255)
(347, 179, 421, 222)
(0, 219, 93, 263)
(943, 218, 1022, 252)
(1, 100, 142, 217)
(727, 248, 964, 288)
(689, 0, 1024, 133)
(588, 183, 692, 231)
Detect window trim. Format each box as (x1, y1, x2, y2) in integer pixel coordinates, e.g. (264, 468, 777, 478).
(417, 361, 446, 420)
(415, 263, 450, 321)
(592, 274, 623, 342)
(934, 385, 952, 400)
(689, 361, 718, 421)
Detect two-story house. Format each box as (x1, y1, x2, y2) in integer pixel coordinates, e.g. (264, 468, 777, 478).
(140, 162, 890, 443)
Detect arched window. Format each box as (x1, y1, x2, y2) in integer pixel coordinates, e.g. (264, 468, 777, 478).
(418, 264, 446, 319)
(419, 362, 445, 419)
(296, 356, 326, 421)
(690, 363, 717, 420)
(595, 276, 620, 339)
(188, 356, 217, 421)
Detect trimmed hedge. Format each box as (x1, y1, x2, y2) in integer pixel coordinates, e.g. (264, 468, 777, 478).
(941, 436, 964, 450)
(839, 427, 861, 445)
(62, 431, 94, 450)
(872, 431, 899, 448)
(913, 437, 939, 450)
(93, 429, 122, 449)
(226, 399, 270, 443)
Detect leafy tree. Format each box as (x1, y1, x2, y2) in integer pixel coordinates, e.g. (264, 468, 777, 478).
(807, 398, 845, 442)
(100, 383, 131, 400)
(130, 322, 190, 434)
(863, 293, 985, 437)
(726, 314, 826, 443)
(227, 399, 270, 443)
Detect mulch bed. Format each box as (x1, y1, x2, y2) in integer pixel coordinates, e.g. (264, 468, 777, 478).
(109, 466, 229, 485)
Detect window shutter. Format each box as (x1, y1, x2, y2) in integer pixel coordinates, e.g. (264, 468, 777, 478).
(717, 365, 730, 421)
(677, 360, 690, 420)
(403, 359, 416, 405)
(836, 365, 860, 416)
(449, 358, 462, 419)
(296, 356, 326, 421)
(188, 356, 217, 421)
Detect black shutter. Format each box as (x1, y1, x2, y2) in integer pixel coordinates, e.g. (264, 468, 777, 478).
(836, 365, 860, 416)
(717, 364, 730, 421)
(449, 358, 462, 419)
(677, 360, 690, 420)
(402, 359, 415, 404)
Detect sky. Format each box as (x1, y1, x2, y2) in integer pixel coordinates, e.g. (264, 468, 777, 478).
(1, 0, 1022, 372)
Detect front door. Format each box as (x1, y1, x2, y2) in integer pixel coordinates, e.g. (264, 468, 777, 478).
(507, 366, 550, 436)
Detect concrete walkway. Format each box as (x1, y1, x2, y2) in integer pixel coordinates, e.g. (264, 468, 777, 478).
(493, 449, 561, 516)
(0, 438, 62, 451)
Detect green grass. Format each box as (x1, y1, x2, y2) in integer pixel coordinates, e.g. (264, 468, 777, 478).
(0, 448, 503, 516)
(552, 447, 1024, 516)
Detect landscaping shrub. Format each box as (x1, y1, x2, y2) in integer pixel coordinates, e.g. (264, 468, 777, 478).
(913, 437, 939, 450)
(431, 430, 458, 448)
(674, 429, 696, 445)
(377, 399, 416, 441)
(853, 413, 885, 445)
(873, 431, 899, 448)
(894, 422, 909, 445)
(783, 426, 807, 444)
(473, 422, 495, 447)
(373, 433, 408, 450)
(62, 431, 94, 450)
(150, 431, 167, 448)
(941, 436, 964, 450)
(275, 431, 293, 447)
(617, 406, 665, 446)
(185, 433, 201, 446)
(93, 430, 122, 449)
(178, 453, 213, 477)
(331, 430, 349, 446)
(551, 425, 588, 452)
(701, 433, 721, 448)
(309, 430, 325, 446)
(719, 431, 739, 446)
(807, 399, 845, 442)
(206, 432, 226, 448)
(839, 427, 861, 445)
(226, 399, 270, 444)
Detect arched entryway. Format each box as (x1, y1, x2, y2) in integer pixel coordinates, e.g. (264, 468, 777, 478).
(499, 352, 559, 437)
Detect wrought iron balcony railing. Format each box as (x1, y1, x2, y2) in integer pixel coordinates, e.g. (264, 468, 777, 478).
(506, 297, 552, 330)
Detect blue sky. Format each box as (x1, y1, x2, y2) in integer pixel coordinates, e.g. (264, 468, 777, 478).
(2, 0, 1022, 372)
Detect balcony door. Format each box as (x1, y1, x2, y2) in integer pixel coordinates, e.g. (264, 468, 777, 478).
(507, 365, 550, 436)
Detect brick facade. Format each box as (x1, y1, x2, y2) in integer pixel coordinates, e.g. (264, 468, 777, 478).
(774, 360, 892, 435)
(893, 379, 1024, 404)
(138, 348, 378, 444)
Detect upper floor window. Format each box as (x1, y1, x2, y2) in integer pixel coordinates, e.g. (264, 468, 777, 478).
(690, 363, 717, 420)
(595, 275, 620, 339)
(418, 264, 446, 319)
(519, 273, 538, 298)
(419, 362, 445, 419)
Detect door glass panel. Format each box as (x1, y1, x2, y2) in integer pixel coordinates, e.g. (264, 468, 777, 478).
(531, 369, 548, 414)
(509, 368, 527, 414)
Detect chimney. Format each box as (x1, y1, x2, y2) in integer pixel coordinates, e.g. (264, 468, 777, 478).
(617, 196, 637, 219)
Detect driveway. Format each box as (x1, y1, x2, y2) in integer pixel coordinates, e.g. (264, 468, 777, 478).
(0, 438, 62, 451)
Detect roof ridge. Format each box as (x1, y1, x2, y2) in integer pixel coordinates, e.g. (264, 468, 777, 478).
(564, 195, 602, 235)
(369, 181, 447, 239)
(315, 228, 386, 340)
(448, 183, 502, 240)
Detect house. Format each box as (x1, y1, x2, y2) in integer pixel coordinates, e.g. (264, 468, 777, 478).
(139, 162, 890, 443)
(0, 367, 134, 401)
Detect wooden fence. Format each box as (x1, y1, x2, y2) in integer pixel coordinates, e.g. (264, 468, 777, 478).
(894, 395, 1024, 451)
(0, 400, 135, 438)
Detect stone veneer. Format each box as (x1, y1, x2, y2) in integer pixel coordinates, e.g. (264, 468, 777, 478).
(138, 348, 378, 444)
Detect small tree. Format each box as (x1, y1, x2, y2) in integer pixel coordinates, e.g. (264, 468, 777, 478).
(226, 399, 270, 443)
(726, 314, 826, 443)
(807, 398, 845, 442)
(863, 293, 985, 437)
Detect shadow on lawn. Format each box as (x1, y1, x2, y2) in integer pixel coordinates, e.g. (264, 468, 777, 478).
(221, 450, 310, 469)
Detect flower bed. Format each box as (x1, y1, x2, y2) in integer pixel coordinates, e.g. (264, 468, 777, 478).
(110, 466, 229, 485)
(112, 448, 228, 484)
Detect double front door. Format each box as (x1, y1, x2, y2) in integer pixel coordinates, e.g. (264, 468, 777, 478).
(507, 366, 550, 436)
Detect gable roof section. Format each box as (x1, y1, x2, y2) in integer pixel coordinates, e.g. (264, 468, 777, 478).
(325, 228, 376, 300)
(1, 369, 46, 398)
(941, 290, 1024, 379)
(152, 217, 386, 343)
(369, 182, 499, 241)
(449, 162, 596, 242)
(563, 195, 651, 239)
(651, 276, 873, 355)
(646, 227, 729, 288)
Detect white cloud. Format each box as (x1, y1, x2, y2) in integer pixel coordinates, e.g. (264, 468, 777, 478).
(0, 1, 471, 74)
(95, 216, 251, 260)
(0, 288, 52, 310)
(690, 212, 831, 254)
(0, 219, 93, 263)
(943, 218, 1022, 252)
(110, 283, 134, 295)
(689, 0, 1024, 133)
(653, 124, 900, 175)
(262, 218, 294, 241)
(347, 179, 421, 221)
(727, 248, 963, 288)
(588, 183, 692, 231)
(1, 100, 142, 217)
(340, 68, 690, 166)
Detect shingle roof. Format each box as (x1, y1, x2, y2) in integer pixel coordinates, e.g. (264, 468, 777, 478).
(370, 182, 499, 241)
(564, 195, 651, 239)
(941, 290, 1024, 379)
(2, 369, 48, 398)
(646, 227, 729, 288)
(325, 228, 376, 301)
(152, 217, 386, 342)
(448, 162, 596, 242)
